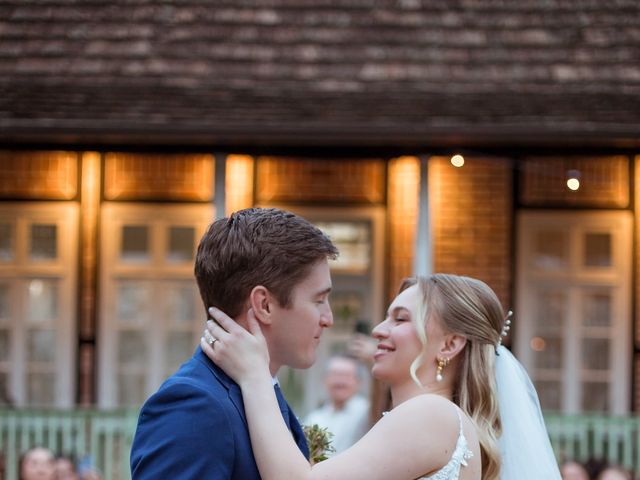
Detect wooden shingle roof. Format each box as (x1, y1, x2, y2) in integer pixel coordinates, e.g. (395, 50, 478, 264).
(1, 0, 639, 149)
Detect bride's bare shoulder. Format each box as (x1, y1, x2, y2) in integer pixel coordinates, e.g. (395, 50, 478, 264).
(379, 394, 460, 433)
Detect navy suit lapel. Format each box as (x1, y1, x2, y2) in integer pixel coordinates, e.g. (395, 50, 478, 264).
(196, 347, 309, 459)
(226, 383, 248, 427)
(195, 347, 249, 428)
(273, 384, 292, 430)
(275, 384, 309, 459)
(289, 409, 310, 459)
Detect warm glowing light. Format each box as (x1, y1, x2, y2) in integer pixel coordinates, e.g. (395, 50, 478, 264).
(566, 169, 581, 191)
(387, 156, 420, 299)
(450, 154, 465, 167)
(226, 154, 255, 215)
(530, 337, 547, 352)
(566, 178, 580, 191)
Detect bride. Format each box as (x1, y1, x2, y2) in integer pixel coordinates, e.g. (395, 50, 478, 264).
(202, 273, 561, 480)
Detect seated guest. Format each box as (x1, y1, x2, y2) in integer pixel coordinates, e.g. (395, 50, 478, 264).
(19, 447, 55, 480)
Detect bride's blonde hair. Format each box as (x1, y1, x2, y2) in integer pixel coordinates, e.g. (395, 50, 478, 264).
(401, 273, 503, 480)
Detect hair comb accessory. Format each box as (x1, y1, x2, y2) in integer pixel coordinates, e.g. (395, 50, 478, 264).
(496, 310, 513, 352)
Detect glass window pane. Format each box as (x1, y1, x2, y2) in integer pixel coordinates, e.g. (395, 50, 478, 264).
(165, 332, 194, 374)
(118, 372, 147, 405)
(167, 284, 197, 325)
(533, 230, 567, 270)
(583, 291, 612, 327)
(316, 221, 371, 273)
(27, 280, 58, 323)
(116, 282, 150, 323)
(0, 223, 13, 261)
(167, 227, 195, 263)
(27, 372, 55, 406)
(0, 329, 9, 361)
(30, 224, 57, 260)
(582, 381, 609, 411)
(532, 336, 563, 370)
(117, 331, 147, 364)
(584, 233, 612, 267)
(0, 284, 9, 320)
(535, 380, 561, 411)
(535, 290, 566, 333)
(121, 225, 149, 262)
(27, 329, 55, 362)
(582, 338, 610, 370)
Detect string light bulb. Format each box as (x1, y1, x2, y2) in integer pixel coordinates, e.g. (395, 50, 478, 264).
(450, 154, 464, 167)
(566, 169, 581, 191)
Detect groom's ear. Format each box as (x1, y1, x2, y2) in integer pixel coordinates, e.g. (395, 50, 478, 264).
(248, 285, 274, 326)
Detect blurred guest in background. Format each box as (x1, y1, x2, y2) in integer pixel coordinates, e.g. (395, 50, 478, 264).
(19, 447, 55, 480)
(54, 454, 78, 480)
(304, 355, 370, 454)
(596, 465, 634, 480)
(76, 455, 102, 480)
(348, 330, 376, 367)
(560, 460, 589, 480)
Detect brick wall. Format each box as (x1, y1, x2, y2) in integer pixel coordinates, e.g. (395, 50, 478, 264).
(255, 157, 385, 204)
(520, 156, 630, 208)
(103, 153, 214, 201)
(0, 150, 79, 199)
(430, 156, 513, 309)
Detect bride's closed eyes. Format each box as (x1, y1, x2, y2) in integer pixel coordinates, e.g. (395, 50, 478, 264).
(387, 307, 411, 323)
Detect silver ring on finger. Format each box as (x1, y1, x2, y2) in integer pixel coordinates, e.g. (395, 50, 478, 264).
(204, 330, 217, 347)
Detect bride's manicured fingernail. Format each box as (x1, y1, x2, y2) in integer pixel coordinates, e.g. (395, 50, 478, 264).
(206, 320, 214, 328)
(208, 306, 217, 315)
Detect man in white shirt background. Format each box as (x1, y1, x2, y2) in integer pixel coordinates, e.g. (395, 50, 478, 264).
(304, 355, 370, 455)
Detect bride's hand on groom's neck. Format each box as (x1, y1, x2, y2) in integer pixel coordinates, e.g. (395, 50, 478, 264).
(202, 307, 271, 387)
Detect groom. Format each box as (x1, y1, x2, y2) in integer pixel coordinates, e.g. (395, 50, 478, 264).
(130, 208, 338, 479)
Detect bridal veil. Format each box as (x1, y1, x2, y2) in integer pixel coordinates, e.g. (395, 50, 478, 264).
(495, 345, 562, 480)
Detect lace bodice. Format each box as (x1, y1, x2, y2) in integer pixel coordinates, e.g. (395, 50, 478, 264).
(419, 407, 474, 480)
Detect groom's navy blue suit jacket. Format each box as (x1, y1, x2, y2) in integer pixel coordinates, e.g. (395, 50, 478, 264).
(130, 346, 309, 479)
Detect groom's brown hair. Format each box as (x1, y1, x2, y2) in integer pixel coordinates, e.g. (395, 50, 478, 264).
(195, 207, 338, 319)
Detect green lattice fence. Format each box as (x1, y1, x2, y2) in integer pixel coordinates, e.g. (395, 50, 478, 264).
(0, 408, 138, 480)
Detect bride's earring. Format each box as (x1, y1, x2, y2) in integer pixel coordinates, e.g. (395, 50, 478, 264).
(436, 357, 449, 382)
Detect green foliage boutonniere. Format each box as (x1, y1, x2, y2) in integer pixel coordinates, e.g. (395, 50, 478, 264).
(302, 424, 335, 464)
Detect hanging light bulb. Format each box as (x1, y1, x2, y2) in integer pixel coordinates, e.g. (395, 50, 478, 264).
(566, 169, 581, 191)
(450, 154, 464, 167)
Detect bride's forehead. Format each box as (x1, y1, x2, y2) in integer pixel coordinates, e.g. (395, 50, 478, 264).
(390, 284, 420, 309)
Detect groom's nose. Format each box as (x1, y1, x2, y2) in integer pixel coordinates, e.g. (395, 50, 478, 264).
(320, 308, 334, 328)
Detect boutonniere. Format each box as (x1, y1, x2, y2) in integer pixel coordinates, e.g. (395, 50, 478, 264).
(302, 424, 335, 464)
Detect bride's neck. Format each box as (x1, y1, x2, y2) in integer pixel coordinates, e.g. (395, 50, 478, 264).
(390, 379, 453, 408)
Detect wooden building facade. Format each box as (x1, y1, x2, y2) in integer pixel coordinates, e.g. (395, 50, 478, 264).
(0, 1, 639, 416)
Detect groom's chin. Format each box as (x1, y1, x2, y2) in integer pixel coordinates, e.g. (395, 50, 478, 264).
(294, 353, 317, 370)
